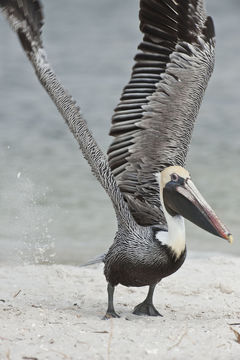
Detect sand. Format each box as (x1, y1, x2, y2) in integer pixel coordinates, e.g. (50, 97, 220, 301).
(0, 256, 239, 360)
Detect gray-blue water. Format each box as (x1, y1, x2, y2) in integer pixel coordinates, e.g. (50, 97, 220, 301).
(0, 0, 239, 265)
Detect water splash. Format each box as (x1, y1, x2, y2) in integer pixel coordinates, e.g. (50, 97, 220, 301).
(2, 172, 56, 264)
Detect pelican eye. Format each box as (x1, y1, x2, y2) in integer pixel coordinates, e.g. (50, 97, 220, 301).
(171, 173, 179, 182)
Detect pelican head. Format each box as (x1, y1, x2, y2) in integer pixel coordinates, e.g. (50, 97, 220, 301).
(156, 166, 232, 243)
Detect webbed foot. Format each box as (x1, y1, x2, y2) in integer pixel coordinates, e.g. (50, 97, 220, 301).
(133, 302, 162, 317)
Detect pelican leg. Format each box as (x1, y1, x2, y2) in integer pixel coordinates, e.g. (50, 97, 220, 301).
(133, 284, 162, 316)
(102, 283, 120, 320)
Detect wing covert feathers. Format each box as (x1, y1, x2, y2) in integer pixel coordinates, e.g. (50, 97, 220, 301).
(108, 0, 215, 226)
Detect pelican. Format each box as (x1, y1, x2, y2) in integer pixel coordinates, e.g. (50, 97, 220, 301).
(1, 0, 232, 319)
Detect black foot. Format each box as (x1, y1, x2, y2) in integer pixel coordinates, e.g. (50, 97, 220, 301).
(102, 310, 120, 320)
(133, 302, 162, 317)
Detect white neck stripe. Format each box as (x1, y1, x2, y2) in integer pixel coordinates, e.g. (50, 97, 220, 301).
(155, 172, 186, 258)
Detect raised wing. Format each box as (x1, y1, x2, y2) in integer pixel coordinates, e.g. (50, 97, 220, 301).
(107, 0, 216, 226)
(0, 0, 135, 229)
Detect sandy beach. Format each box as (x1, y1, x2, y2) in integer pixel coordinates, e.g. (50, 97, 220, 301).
(0, 256, 239, 359)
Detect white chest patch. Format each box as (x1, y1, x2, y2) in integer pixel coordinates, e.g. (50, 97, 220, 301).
(155, 216, 186, 258)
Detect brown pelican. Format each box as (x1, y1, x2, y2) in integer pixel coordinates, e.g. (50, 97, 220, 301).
(1, 0, 232, 319)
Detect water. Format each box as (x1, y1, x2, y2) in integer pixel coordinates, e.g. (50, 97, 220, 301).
(0, 0, 239, 265)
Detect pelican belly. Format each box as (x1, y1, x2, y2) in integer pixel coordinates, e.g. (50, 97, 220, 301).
(104, 226, 187, 288)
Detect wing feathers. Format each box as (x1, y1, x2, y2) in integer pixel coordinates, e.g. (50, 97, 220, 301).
(203, 16, 215, 40)
(1, 0, 43, 51)
(0, 0, 136, 229)
(108, 0, 215, 226)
